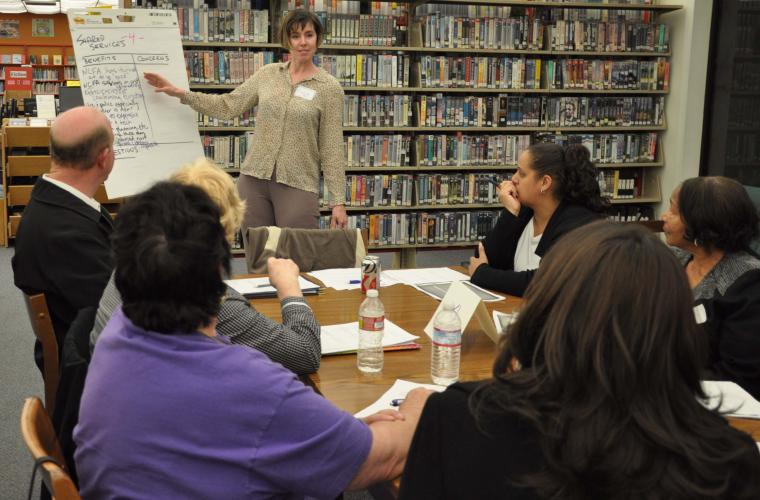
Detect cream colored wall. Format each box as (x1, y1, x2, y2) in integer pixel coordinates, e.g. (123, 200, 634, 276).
(659, 0, 714, 214)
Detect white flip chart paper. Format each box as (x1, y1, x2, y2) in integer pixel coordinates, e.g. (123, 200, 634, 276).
(68, 9, 203, 198)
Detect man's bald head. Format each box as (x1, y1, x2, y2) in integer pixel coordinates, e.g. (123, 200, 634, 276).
(50, 106, 114, 170)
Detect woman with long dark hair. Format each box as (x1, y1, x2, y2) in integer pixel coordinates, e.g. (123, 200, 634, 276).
(469, 142, 607, 296)
(401, 222, 760, 499)
(662, 176, 760, 399)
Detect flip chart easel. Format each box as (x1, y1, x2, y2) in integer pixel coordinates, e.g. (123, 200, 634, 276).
(68, 9, 204, 198)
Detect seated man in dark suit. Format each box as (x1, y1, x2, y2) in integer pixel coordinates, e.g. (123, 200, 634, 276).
(12, 106, 115, 371)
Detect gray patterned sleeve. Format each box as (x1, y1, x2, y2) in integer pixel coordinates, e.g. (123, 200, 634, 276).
(217, 287, 321, 374)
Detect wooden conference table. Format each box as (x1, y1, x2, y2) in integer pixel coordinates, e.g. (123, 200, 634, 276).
(249, 271, 760, 442)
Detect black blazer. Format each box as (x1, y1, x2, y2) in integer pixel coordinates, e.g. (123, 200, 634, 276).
(701, 268, 760, 400)
(470, 202, 600, 296)
(12, 178, 113, 352)
(399, 381, 760, 499)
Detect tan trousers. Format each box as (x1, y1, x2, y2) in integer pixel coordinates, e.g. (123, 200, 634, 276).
(237, 173, 320, 231)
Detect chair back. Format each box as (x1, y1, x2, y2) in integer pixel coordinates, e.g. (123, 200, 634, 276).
(246, 227, 369, 273)
(20, 397, 80, 500)
(24, 293, 59, 416)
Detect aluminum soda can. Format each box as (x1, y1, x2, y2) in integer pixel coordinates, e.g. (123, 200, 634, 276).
(361, 255, 380, 294)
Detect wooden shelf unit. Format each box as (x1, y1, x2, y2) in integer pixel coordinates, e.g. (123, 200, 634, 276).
(1, 122, 120, 245)
(191, 83, 669, 94)
(168, 0, 676, 257)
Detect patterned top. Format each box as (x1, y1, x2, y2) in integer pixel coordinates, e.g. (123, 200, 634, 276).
(90, 274, 322, 375)
(181, 61, 346, 205)
(672, 247, 760, 300)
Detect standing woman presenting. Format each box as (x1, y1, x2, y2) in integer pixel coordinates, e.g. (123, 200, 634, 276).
(144, 9, 347, 230)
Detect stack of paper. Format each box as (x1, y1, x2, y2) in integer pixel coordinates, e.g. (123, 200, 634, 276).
(224, 276, 320, 298)
(355, 379, 446, 418)
(307, 267, 472, 292)
(382, 267, 470, 286)
(307, 268, 400, 291)
(700, 381, 760, 419)
(321, 320, 419, 355)
(492, 310, 517, 334)
(415, 280, 504, 302)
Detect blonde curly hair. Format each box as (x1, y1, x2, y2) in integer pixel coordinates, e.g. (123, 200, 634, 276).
(170, 158, 246, 243)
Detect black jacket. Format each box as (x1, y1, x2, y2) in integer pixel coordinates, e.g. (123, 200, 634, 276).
(12, 178, 113, 364)
(701, 268, 760, 400)
(470, 202, 600, 296)
(399, 381, 760, 499)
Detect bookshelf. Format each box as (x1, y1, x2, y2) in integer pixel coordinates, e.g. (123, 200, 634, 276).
(701, 0, 760, 187)
(135, 0, 678, 259)
(0, 120, 122, 246)
(0, 14, 79, 98)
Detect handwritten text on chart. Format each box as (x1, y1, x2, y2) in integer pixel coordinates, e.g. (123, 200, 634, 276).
(75, 33, 145, 51)
(79, 53, 170, 160)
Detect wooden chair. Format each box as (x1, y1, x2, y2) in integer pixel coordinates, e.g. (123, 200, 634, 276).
(20, 397, 80, 500)
(24, 293, 59, 417)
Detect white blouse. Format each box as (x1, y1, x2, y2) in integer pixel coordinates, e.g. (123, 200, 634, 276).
(513, 217, 543, 272)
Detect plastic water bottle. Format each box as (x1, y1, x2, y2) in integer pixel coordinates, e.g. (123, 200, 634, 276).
(357, 289, 384, 373)
(431, 301, 462, 385)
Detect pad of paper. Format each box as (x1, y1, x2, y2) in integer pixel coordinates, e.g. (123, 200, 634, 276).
(224, 276, 319, 297)
(354, 379, 446, 419)
(307, 268, 400, 291)
(700, 381, 760, 419)
(382, 267, 470, 286)
(415, 280, 504, 302)
(321, 320, 418, 355)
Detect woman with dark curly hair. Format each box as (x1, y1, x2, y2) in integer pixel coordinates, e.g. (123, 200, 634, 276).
(468, 142, 607, 296)
(400, 222, 760, 499)
(662, 176, 760, 399)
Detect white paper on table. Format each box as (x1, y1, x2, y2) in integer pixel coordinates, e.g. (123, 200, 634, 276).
(307, 268, 400, 291)
(423, 280, 484, 338)
(700, 381, 760, 419)
(492, 310, 517, 335)
(320, 320, 419, 355)
(381, 267, 470, 286)
(415, 280, 504, 302)
(354, 379, 446, 419)
(224, 276, 319, 297)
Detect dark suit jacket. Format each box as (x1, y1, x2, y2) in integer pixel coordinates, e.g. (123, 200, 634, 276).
(700, 268, 760, 400)
(12, 178, 113, 362)
(470, 202, 600, 296)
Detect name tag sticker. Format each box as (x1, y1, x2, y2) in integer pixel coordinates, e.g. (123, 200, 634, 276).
(694, 304, 707, 324)
(294, 85, 316, 101)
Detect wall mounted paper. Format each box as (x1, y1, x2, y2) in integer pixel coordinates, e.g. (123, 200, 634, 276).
(68, 9, 203, 198)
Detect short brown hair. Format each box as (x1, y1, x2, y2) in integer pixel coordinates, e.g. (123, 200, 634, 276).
(280, 9, 323, 49)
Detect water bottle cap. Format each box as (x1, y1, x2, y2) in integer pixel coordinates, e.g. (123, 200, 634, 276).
(442, 300, 456, 311)
(367, 289, 379, 298)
